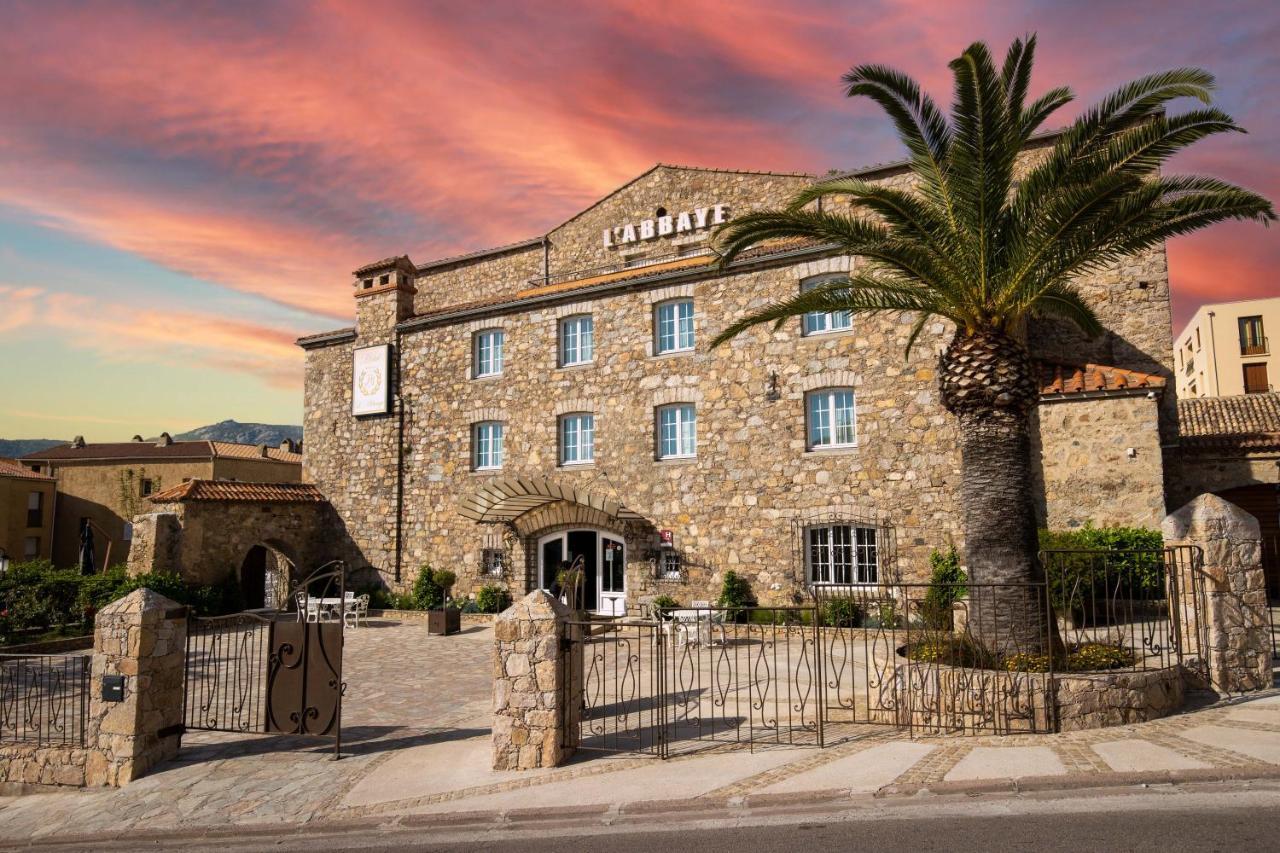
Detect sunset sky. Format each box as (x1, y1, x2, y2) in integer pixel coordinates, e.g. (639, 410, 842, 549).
(1, 1, 1276, 441)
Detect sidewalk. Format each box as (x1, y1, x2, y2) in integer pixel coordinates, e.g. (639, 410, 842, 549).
(2, 623, 1279, 846)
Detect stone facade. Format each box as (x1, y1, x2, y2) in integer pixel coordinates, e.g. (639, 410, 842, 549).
(1032, 395, 1167, 530)
(1163, 494, 1272, 693)
(302, 157, 1178, 612)
(0, 589, 187, 790)
(491, 591, 577, 770)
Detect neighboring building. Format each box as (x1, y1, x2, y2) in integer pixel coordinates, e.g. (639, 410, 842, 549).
(0, 458, 56, 564)
(1166, 391, 1280, 599)
(1174, 297, 1280, 399)
(22, 435, 302, 571)
(300, 152, 1177, 613)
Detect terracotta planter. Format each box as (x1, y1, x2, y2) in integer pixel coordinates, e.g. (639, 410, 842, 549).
(427, 607, 461, 636)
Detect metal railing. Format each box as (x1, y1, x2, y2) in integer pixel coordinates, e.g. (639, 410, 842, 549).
(1240, 336, 1269, 356)
(0, 653, 90, 746)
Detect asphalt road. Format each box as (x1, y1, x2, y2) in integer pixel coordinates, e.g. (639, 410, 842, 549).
(21, 782, 1280, 852)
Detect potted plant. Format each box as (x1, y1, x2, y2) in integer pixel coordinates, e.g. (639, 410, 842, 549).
(415, 566, 461, 636)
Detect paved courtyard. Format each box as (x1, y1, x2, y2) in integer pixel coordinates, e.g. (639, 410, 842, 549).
(2, 618, 1280, 846)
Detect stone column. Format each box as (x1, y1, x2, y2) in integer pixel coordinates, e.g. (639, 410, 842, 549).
(1163, 494, 1272, 694)
(85, 589, 188, 786)
(492, 591, 580, 770)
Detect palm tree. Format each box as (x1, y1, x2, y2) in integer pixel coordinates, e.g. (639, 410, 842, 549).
(711, 36, 1274, 654)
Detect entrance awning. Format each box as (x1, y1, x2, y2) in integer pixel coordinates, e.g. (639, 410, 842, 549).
(459, 477, 644, 524)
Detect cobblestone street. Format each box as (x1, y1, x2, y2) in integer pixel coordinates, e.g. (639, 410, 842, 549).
(3, 619, 1280, 846)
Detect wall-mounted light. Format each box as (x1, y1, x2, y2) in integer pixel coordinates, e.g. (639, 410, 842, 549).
(765, 371, 781, 402)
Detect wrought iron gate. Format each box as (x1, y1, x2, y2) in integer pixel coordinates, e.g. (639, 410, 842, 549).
(561, 546, 1207, 757)
(182, 561, 346, 756)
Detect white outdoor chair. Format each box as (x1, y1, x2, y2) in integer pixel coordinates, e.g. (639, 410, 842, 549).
(345, 595, 369, 630)
(294, 591, 309, 623)
(689, 601, 727, 647)
(304, 597, 326, 624)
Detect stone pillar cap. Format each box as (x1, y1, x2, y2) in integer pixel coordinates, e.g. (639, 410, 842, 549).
(1162, 492, 1261, 541)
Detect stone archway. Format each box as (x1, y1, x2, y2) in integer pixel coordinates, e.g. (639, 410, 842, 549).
(238, 539, 301, 610)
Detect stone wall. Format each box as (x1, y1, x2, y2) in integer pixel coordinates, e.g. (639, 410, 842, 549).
(1164, 447, 1280, 512)
(0, 589, 187, 790)
(1032, 394, 1167, 530)
(1055, 666, 1184, 732)
(491, 591, 578, 770)
(1163, 493, 1272, 693)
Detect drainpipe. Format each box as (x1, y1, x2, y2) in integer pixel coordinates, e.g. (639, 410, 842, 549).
(1207, 311, 1220, 395)
(394, 328, 405, 585)
(542, 236, 550, 285)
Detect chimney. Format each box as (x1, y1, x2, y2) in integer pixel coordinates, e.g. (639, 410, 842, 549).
(72, 436, 86, 448)
(155, 432, 173, 447)
(257, 443, 269, 458)
(280, 438, 297, 453)
(131, 435, 144, 442)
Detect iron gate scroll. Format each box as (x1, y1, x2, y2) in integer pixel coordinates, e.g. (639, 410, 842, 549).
(182, 561, 346, 756)
(561, 546, 1206, 757)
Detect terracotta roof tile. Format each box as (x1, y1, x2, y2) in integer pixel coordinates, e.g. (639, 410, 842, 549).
(149, 480, 326, 503)
(0, 458, 55, 481)
(210, 441, 303, 465)
(1177, 392, 1280, 449)
(1036, 361, 1166, 397)
(23, 440, 302, 464)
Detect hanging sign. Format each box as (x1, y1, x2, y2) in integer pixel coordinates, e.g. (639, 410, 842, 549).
(352, 344, 391, 415)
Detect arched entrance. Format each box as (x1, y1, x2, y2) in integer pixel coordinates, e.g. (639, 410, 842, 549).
(537, 528, 626, 615)
(238, 540, 300, 611)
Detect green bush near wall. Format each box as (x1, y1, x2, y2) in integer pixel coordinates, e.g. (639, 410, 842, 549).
(1038, 525, 1166, 611)
(0, 560, 243, 644)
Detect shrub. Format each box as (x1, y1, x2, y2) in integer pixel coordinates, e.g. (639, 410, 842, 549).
(920, 547, 967, 629)
(1003, 643, 1136, 673)
(821, 597, 863, 628)
(716, 571, 757, 622)
(904, 633, 997, 669)
(650, 594, 680, 617)
(1039, 525, 1165, 611)
(475, 584, 512, 614)
(412, 565, 445, 610)
(432, 569, 458, 601)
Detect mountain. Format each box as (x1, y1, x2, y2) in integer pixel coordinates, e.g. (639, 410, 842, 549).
(172, 420, 303, 446)
(0, 438, 66, 458)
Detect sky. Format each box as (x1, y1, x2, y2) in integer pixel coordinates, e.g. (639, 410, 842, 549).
(1, 0, 1277, 441)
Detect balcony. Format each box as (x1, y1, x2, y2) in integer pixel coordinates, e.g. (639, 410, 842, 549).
(1240, 337, 1269, 357)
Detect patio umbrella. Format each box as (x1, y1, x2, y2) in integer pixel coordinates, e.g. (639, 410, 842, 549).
(78, 521, 96, 575)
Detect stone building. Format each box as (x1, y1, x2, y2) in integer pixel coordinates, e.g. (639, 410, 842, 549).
(0, 457, 56, 564)
(22, 436, 302, 572)
(300, 151, 1177, 612)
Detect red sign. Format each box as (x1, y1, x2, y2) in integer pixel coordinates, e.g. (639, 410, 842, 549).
(658, 529, 674, 547)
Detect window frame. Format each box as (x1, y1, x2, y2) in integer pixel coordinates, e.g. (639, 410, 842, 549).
(805, 523, 878, 586)
(1239, 315, 1266, 355)
(23, 536, 40, 560)
(800, 275, 853, 337)
(654, 299, 695, 355)
(805, 388, 858, 450)
(558, 314, 594, 367)
(473, 328, 505, 378)
(26, 491, 43, 528)
(656, 403, 697, 460)
(559, 412, 596, 466)
(472, 421, 505, 470)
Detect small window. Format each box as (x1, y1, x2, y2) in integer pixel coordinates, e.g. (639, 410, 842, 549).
(659, 551, 682, 579)
(801, 276, 852, 336)
(362, 278, 373, 289)
(140, 479, 154, 496)
(654, 299, 695, 354)
(473, 329, 504, 378)
(1239, 315, 1267, 355)
(378, 274, 389, 285)
(559, 315, 594, 366)
(807, 389, 857, 449)
(23, 536, 40, 559)
(656, 404, 697, 459)
(482, 548, 507, 577)
(472, 421, 504, 470)
(807, 524, 877, 585)
(1195, 328, 1201, 349)
(559, 413, 595, 465)
(26, 491, 42, 528)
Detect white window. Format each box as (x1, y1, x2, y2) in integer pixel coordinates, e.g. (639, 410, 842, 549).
(23, 536, 39, 559)
(654, 299, 695, 354)
(473, 329, 504, 377)
(807, 525, 877, 585)
(559, 413, 595, 465)
(559, 315, 594, 366)
(657, 404, 697, 459)
(807, 389, 857, 449)
(472, 421, 504, 470)
(801, 276, 852, 336)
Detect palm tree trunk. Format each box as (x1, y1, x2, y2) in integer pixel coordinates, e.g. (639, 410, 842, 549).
(940, 329, 1050, 656)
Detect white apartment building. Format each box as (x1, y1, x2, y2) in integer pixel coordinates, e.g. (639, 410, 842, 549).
(1175, 297, 1279, 398)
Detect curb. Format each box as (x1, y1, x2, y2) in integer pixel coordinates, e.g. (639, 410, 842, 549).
(13, 764, 1280, 848)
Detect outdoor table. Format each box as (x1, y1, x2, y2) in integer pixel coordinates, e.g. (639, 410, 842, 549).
(669, 609, 724, 646)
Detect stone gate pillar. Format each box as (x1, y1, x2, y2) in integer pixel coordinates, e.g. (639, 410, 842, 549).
(491, 591, 580, 770)
(1162, 494, 1272, 694)
(86, 589, 188, 785)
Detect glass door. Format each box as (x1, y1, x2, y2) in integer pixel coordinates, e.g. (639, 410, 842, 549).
(600, 536, 626, 616)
